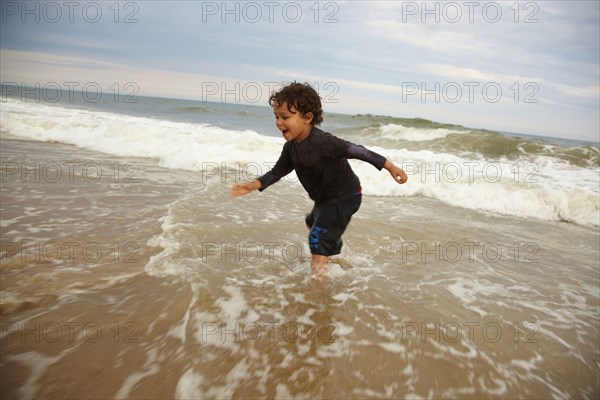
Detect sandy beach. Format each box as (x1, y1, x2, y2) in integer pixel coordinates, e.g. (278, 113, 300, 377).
(2, 131, 598, 398)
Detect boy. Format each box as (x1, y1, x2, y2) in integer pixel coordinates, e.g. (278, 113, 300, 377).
(230, 82, 407, 279)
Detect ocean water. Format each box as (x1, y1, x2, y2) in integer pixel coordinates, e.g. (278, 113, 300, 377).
(1, 92, 599, 399)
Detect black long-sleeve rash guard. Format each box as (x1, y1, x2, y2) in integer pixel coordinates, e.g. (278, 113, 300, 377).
(257, 127, 387, 205)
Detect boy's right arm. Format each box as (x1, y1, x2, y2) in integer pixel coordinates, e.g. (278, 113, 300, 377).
(230, 143, 293, 198)
(230, 180, 262, 197)
(256, 144, 294, 191)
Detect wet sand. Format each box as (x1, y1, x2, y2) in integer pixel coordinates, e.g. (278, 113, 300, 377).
(1, 135, 599, 399)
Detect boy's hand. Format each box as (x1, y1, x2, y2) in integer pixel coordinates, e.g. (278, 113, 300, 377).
(384, 160, 408, 185)
(230, 180, 261, 197)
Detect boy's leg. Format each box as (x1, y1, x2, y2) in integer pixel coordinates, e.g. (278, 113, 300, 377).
(305, 194, 361, 277)
(306, 210, 330, 276)
(311, 254, 329, 277)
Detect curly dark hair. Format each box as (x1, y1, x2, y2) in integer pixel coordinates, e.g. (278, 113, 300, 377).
(268, 82, 323, 126)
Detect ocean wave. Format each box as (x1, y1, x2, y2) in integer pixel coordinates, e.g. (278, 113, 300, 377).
(427, 131, 600, 168)
(1, 98, 283, 170)
(378, 123, 467, 142)
(333, 113, 599, 169)
(176, 106, 210, 113)
(2, 99, 598, 227)
(349, 148, 599, 227)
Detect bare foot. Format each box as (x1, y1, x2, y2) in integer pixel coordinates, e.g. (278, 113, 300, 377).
(310, 254, 329, 281)
(310, 266, 327, 281)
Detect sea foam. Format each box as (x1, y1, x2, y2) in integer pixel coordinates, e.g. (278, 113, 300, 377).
(3, 99, 598, 226)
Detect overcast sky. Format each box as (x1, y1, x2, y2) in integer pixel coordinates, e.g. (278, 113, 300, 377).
(1, 1, 598, 141)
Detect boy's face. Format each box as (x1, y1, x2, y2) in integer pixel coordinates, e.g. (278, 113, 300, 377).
(274, 102, 313, 142)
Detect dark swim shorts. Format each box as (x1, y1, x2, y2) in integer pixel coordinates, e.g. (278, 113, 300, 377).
(305, 191, 362, 256)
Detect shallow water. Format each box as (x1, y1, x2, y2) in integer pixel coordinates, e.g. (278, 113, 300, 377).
(1, 136, 598, 399)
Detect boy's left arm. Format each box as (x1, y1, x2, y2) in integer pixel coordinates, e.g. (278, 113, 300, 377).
(334, 136, 407, 185)
(384, 159, 408, 184)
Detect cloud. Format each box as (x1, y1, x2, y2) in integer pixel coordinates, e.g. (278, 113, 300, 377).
(32, 34, 116, 51)
(0, 49, 228, 100)
(0, 1, 598, 141)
